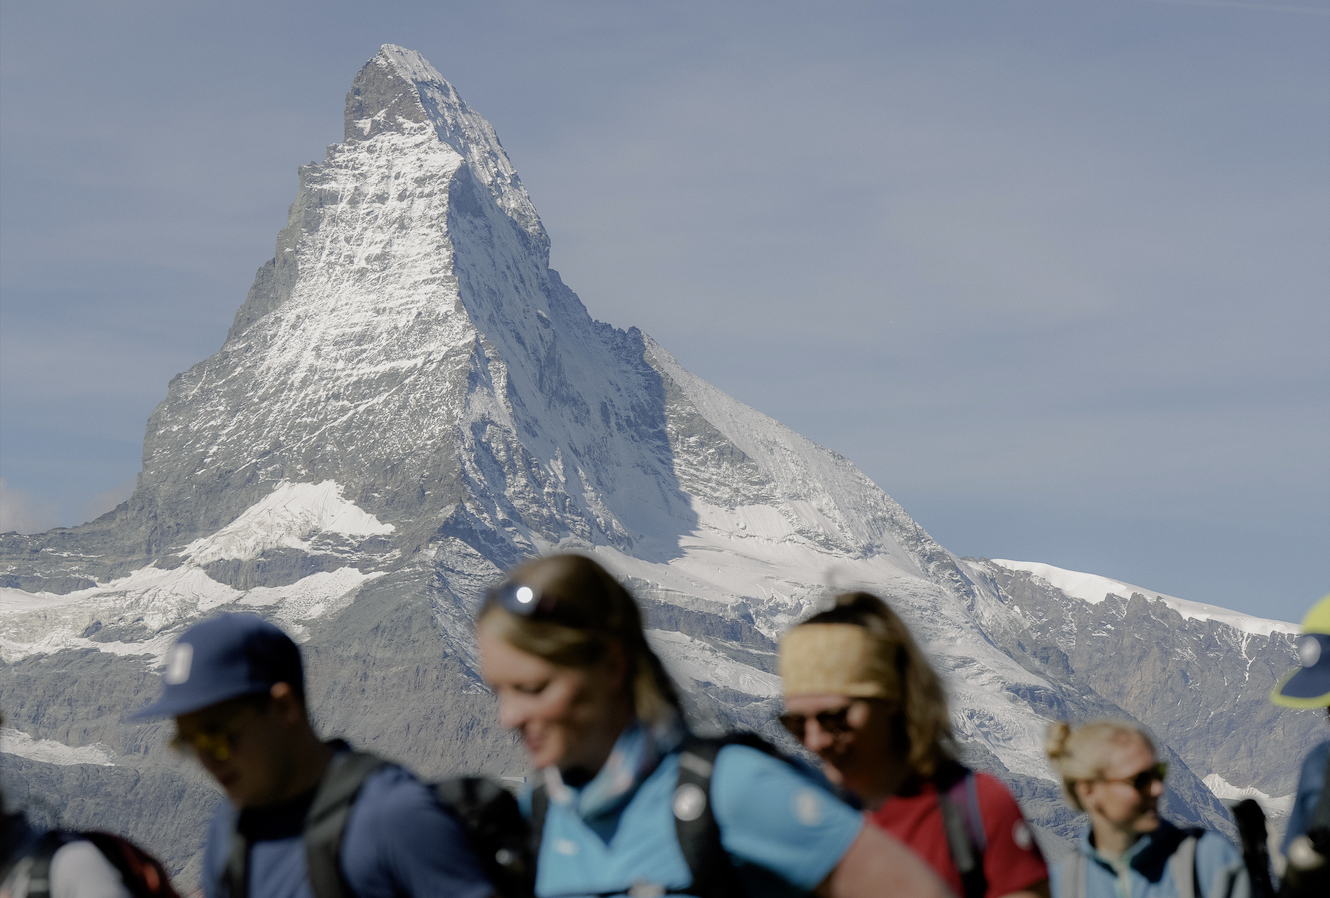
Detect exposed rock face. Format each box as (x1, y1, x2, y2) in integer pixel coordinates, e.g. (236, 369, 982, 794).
(0, 45, 1316, 878)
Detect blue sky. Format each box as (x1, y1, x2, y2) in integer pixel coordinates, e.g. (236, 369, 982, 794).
(1, 0, 1326, 623)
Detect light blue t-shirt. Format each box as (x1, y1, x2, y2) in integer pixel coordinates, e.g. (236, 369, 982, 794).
(1051, 820, 1250, 898)
(201, 761, 493, 898)
(531, 743, 864, 898)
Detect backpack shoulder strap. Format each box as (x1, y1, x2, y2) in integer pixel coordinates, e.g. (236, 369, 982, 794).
(1070, 850, 1086, 898)
(937, 770, 987, 898)
(674, 734, 733, 898)
(1169, 828, 1200, 898)
(674, 731, 795, 898)
(303, 749, 387, 898)
(433, 776, 536, 898)
(528, 781, 549, 855)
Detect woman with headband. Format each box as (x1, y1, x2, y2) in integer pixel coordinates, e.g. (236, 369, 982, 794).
(1045, 720, 1249, 898)
(475, 553, 951, 898)
(779, 591, 1049, 898)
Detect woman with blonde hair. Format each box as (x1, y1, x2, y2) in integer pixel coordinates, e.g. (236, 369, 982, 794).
(475, 553, 951, 898)
(1045, 719, 1249, 898)
(779, 591, 1049, 898)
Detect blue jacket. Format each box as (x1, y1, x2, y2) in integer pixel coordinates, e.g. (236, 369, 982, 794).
(201, 761, 492, 898)
(1052, 820, 1249, 898)
(1282, 738, 1330, 855)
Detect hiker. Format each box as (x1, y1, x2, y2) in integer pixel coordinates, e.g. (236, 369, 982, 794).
(778, 591, 1049, 898)
(1268, 594, 1330, 898)
(1, 806, 136, 898)
(1045, 720, 1249, 898)
(128, 613, 494, 898)
(1, 709, 171, 898)
(474, 552, 952, 898)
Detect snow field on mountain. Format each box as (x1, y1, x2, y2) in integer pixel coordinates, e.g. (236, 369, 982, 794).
(645, 337, 927, 572)
(648, 629, 782, 698)
(0, 564, 379, 663)
(991, 560, 1295, 636)
(1203, 773, 1293, 815)
(0, 727, 115, 767)
(183, 480, 394, 564)
(0, 484, 393, 661)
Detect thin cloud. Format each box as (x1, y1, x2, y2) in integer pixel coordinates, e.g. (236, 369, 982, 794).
(0, 479, 59, 534)
(1140, 0, 1330, 15)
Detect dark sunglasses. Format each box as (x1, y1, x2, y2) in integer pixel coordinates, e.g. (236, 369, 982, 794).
(777, 705, 859, 741)
(1098, 761, 1168, 792)
(170, 714, 256, 762)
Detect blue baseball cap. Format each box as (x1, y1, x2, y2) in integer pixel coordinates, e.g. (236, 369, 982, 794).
(129, 613, 303, 721)
(1271, 594, 1330, 709)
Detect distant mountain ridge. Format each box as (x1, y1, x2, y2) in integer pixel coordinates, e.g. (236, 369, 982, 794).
(0, 45, 1317, 877)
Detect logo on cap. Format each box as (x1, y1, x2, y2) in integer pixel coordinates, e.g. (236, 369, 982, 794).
(1299, 635, 1322, 668)
(163, 643, 194, 685)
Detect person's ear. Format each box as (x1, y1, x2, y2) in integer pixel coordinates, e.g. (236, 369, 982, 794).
(269, 682, 303, 723)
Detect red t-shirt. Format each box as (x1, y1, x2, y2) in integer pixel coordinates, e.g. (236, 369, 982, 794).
(868, 772, 1047, 898)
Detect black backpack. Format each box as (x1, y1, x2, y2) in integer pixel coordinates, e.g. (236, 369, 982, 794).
(528, 731, 815, 898)
(1231, 798, 1276, 898)
(223, 749, 535, 898)
(24, 830, 181, 898)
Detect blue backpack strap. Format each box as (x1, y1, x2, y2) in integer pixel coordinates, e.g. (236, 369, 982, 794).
(937, 767, 988, 898)
(302, 748, 387, 898)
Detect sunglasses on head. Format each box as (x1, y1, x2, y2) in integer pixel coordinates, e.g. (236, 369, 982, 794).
(485, 579, 597, 631)
(777, 704, 860, 741)
(1099, 761, 1168, 792)
(489, 580, 555, 617)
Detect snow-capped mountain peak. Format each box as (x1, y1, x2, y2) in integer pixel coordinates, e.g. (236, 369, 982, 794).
(347, 43, 545, 248)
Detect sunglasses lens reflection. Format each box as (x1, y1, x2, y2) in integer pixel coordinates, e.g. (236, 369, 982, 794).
(778, 707, 853, 740)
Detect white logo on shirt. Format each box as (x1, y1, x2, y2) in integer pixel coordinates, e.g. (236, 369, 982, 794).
(793, 789, 823, 826)
(164, 643, 194, 685)
(1013, 820, 1033, 851)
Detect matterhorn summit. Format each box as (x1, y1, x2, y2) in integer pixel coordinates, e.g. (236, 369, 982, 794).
(0, 46, 1313, 872)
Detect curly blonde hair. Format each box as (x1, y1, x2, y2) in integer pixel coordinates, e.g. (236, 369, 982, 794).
(1046, 719, 1154, 811)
